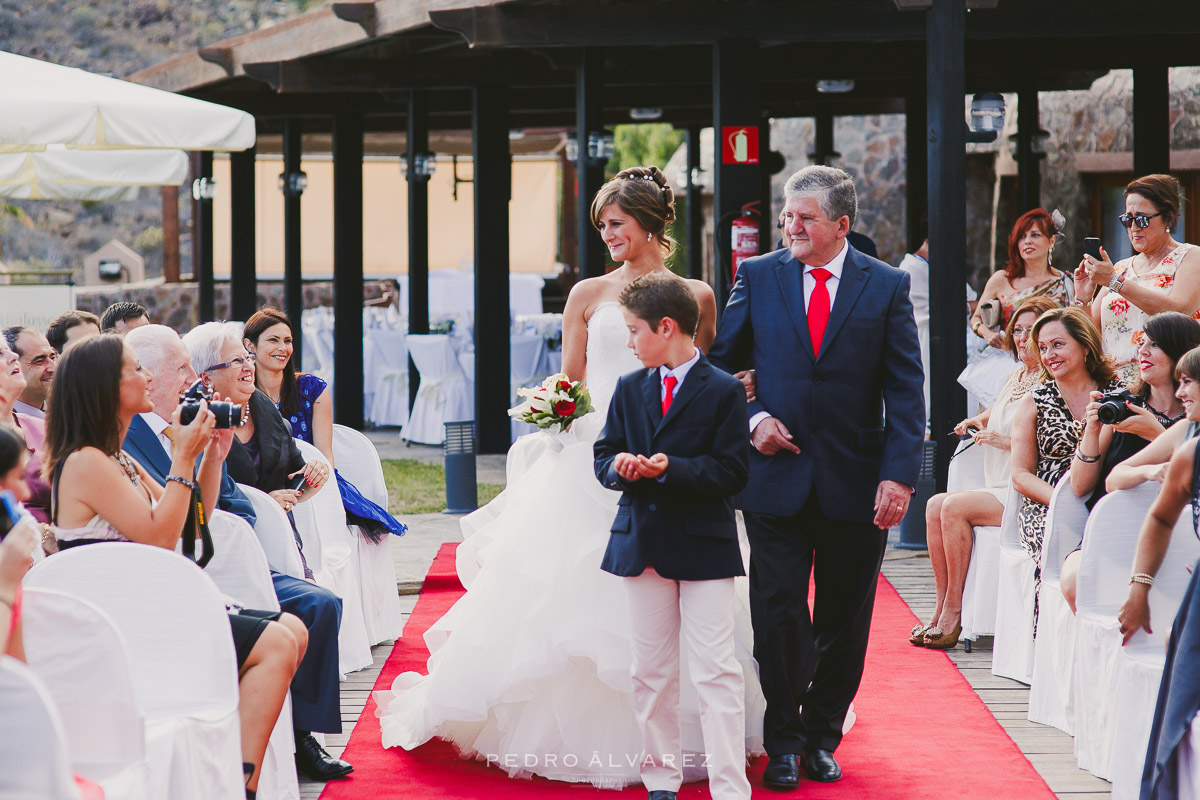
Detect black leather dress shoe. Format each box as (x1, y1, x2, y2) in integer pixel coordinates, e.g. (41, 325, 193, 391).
(802, 748, 842, 782)
(762, 753, 801, 790)
(295, 732, 354, 781)
(647, 791, 677, 800)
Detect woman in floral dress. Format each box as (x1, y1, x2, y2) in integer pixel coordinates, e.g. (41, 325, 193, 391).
(1075, 174, 1200, 384)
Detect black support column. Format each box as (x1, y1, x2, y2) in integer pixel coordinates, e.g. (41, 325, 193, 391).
(1133, 63, 1170, 178)
(192, 151, 215, 322)
(473, 84, 512, 454)
(282, 119, 304, 369)
(229, 146, 257, 321)
(576, 48, 607, 278)
(685, 125, 704, 280)
(905, 86, 928, 253)
(812, 110, 835, 166)
(926, 0, 968, 491)
(332, 114, 365, 429)
(712, 38, 761, 311)
(1016, 89, 1041, 212)
(407, 91, 431, 410)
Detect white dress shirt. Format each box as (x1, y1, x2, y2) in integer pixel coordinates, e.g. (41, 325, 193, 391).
(140, 411, 174, 456)
(750, 241, 849, 433)
(659, 347, 702, 405)
(14, 399, 44, 420)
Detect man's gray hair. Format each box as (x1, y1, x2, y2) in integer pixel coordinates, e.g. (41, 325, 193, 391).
(182, 321, 245, 375)
(124, 324, 181, 374)
(783, 165, 857, 229)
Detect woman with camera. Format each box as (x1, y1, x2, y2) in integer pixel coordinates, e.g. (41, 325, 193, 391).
(913, 296, 1057, 649)
(1011, 308, 1123, 634)
(42, 334, 304, 799)
(1062, 312, 1200, 611)
(182, 322, 329, 519)
(1075, 174, 1200, 384)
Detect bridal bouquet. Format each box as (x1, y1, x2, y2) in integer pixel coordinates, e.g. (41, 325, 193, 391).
(508, 373, 594, 432)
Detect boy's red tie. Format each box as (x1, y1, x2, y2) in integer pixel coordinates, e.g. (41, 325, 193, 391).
(662, 375, 677, 416)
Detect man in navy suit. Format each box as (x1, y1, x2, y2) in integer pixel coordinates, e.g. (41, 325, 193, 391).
(595, 272, 752, 800)
(124, 325, 353, 782)
(709, 166, 924, 789)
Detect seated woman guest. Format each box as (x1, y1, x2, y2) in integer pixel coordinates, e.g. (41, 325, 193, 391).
(916, 296, 1057, 649)
(1075, 173, 1200, 384)
(243, 308, 405, 541)
(1062, 312, 1200, 610)
(42, 334, 304, 800)
(1012, 308, 1122, 633)
(182, 322, 329, 529)
(1117, 346, 1200, 799)
(0, 424, 38, 659)
(0, 340, 53, 554)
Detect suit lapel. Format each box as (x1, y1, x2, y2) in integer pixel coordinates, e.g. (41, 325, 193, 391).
(125, 415, 172, 482)
(642, 368, 663, 430)
(773, 250, 815, 359)
(817, 246, 870, 361)
(655, 357, 710, 438)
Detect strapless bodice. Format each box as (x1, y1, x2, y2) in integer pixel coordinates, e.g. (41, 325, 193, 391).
(575, 302, 643, 440)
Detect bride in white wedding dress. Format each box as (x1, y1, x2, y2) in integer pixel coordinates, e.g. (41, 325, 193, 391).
(375, 166, 766, 788)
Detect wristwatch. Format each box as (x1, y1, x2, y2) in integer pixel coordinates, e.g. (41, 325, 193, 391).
(1108, 273, 1125, 294)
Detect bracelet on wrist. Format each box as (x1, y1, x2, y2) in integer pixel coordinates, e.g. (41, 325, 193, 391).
(1074, 448, 1101, 463)
(1130, 573, 1155, 587)
(1108, 274, 1125, 294)
(165, 475, 199, 492)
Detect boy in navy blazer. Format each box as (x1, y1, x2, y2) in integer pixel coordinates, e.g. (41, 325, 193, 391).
(594, 272, 751, 800)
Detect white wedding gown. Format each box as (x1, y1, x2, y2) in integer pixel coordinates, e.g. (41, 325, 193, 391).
(376, 302, 766, 788)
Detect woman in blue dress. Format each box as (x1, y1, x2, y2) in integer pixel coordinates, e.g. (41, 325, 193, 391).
(243, 308, 406, 542)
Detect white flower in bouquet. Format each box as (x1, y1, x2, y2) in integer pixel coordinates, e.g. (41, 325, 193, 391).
(509, 373, 595, 432)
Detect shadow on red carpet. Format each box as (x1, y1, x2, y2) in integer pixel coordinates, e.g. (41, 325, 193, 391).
(319, 544, 1054, 799)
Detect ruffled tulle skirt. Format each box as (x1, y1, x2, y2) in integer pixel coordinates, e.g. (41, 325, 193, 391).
(375, 429, 766, 788)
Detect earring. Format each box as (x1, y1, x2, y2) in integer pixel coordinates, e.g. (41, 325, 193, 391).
(647, 232, 652, 242)
(1047, 248, 1053, 268)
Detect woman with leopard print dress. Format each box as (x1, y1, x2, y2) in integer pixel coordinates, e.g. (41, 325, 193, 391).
(1011, 307, 1121, 632)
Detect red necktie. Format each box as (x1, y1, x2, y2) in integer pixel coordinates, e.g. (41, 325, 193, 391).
(662, 374, 677, 417)
(808, 267, 832, 355)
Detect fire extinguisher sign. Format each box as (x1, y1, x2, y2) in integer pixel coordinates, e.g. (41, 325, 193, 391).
(721, 126, 759, 165)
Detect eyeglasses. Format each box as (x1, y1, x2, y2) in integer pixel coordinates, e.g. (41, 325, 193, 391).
(1118, 212, 1163, 229)
(205, 354, 255, 372)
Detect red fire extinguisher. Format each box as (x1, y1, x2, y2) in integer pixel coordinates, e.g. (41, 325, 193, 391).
(730, 202, 761, 279)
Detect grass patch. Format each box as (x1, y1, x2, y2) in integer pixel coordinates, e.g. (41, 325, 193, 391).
(381, 459, 504, 515)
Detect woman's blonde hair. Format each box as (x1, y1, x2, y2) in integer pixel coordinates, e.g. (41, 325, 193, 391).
(590, 166, 677, 256)
(1005, 296, 1060, 361)
(1030, 307, 1116, 385)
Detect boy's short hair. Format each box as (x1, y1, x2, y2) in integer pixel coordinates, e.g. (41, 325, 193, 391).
(619, 272, 699, 337)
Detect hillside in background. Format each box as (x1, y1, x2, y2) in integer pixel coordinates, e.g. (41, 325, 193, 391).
(0, 0, 328, 279)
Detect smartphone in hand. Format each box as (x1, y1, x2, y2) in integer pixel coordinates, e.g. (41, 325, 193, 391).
(286, 472, 309, 495)
(1083, 237, 1103, 261)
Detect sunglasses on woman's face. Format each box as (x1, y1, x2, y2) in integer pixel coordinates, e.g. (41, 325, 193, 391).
(1118, 212, 1163, 229)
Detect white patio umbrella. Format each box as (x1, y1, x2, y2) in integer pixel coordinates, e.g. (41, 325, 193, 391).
(0, 146, 189, 200)
(0, 50, 254, 153)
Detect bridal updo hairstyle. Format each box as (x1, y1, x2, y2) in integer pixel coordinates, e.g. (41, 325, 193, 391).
(590, 166, 677, 255)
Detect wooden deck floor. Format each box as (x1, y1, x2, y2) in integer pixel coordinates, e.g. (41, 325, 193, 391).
(299, 549, 1113, 799)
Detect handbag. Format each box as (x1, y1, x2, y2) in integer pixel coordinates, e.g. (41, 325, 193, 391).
(978, 299, 1001, 330)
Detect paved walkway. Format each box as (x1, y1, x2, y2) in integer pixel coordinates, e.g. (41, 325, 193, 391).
(301, 474, 1112, 799)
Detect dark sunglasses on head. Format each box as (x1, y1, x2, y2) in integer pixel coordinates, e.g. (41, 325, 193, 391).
(1118, 212, 1163, 229)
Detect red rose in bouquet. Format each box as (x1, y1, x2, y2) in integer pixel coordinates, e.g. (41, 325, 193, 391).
(559, 380, 572, 391)
(554, 399, 576, 416)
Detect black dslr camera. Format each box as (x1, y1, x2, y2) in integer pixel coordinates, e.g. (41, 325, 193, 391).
(178, 379, 247, 429)
(1096, 389, 1145, 425)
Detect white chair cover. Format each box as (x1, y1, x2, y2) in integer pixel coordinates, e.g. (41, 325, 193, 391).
(365, 329, 409, 428)
(239, 484, 305, 580)
(950, 444, 1007, 643)
(1028, 477, 1089, 734)
(1179, 715, 1200, 800)
(20, 588, 148, 800)
(291, 439, 374, 674)
(1073, 482, 1159, 780)
(332, 424, 404, 644)
(0, 655, 83, 800)
(993, 480, 1038, 684)
(402, 334, 474, 446)
(200, 511, 299, 800)
(24, 542, 243, 800)
(1110, 512, 1200, 800)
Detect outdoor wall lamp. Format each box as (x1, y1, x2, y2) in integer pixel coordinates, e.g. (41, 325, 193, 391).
(629, 107, 664, 121)
(191, 177, 217, 201)
(689, 166, 706, 191)
(966, 92, 1006, 143)
(1008, 128, 1052, 159)
(815, 79, 855, 94)
(401, 152, 437, 181)
(586, 131, 615, 165)
(277, 170, 308, 197)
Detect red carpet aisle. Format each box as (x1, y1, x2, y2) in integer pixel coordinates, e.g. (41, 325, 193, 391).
(320, 544, 1056, 800)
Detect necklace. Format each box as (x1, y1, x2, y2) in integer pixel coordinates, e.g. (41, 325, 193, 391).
(113, 451, 139, 486)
